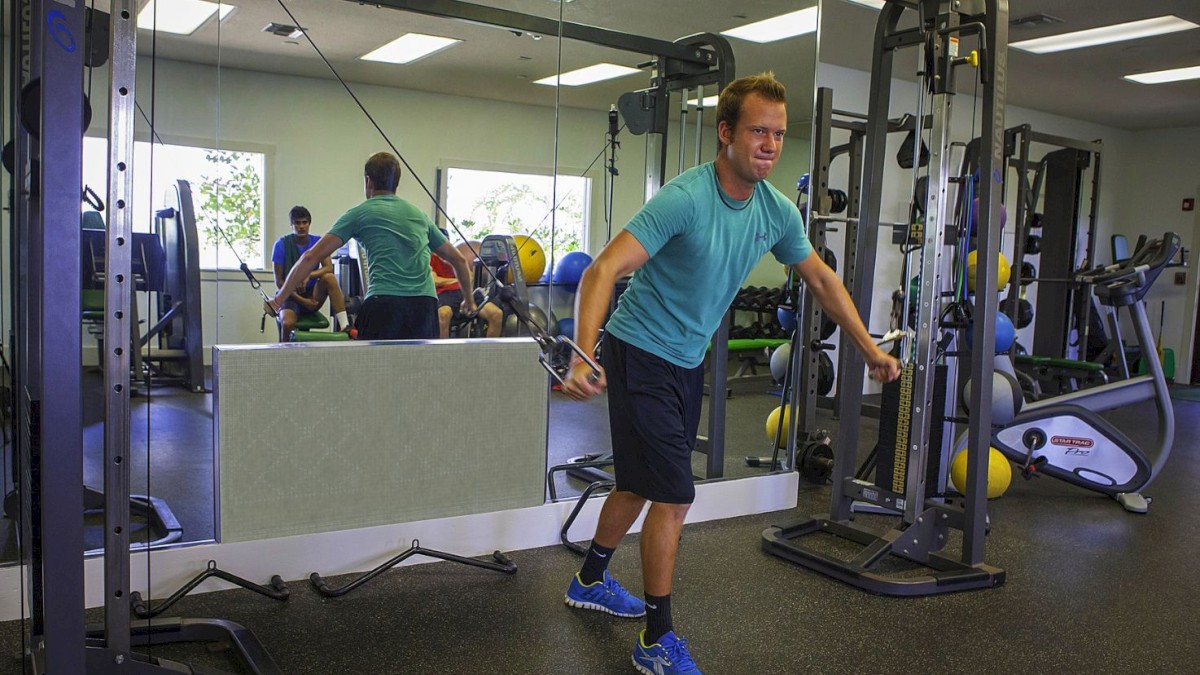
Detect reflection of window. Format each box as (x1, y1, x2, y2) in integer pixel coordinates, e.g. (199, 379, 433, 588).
(82, 137, 267, 270)
(444, 167, 589, 254)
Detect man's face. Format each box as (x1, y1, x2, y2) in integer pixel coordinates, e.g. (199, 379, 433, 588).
(718, 92, 787, 187)
(291, 216, 311, 238)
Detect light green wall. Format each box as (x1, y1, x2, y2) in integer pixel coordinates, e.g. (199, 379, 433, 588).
(76, 57, 813, 349)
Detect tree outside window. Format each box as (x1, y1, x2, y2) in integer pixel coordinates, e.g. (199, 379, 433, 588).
(196, 150, 264, 268)
(81, 138, 267, 270)
(445, 167, 589, 256)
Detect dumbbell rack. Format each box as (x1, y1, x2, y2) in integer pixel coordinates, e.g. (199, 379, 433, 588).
(730, 286, 786, 340)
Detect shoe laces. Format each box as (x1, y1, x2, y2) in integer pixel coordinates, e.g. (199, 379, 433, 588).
(663, 636, 696, 669)
(600, 575, 624, 596)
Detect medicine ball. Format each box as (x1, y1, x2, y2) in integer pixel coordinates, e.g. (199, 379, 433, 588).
(949, 444, 1013, 499)
(967, 250, 1012, 293)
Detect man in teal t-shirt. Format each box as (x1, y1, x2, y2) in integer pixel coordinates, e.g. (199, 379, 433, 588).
(559, 73, 902, 674)
(271, 152, 475, 340)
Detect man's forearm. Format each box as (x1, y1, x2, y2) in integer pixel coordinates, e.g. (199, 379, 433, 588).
(450, 258, 474, 304)
(572, 265, 615, 358)
(278, 253, 321, 301)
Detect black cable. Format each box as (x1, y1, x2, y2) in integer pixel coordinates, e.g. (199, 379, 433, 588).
(604, 116, 621, 243)
(273, 0, 504, 292)
(145, 0, 158, 649)
(133, 99, 277, 319)
(267, 2, 609, 381)
(521, 133, 620, 240)
(546, 0, 565, 298)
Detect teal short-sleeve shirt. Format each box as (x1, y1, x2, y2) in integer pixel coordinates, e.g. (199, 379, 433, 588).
(606, 163, 812, 367)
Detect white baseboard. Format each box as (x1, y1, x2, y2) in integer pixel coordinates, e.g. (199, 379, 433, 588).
(0, 472, 797, 621)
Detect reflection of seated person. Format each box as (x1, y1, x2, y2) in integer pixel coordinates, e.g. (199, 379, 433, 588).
(272, 205, 349, 341)
(432, 246, 502, 338)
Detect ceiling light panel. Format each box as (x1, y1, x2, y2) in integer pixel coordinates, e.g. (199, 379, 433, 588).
(687, 95, 720, 108)
(721, 7, 819, 43)
(1011, 15, 1198, 54)
(534, 64, 640, 87)
(137, 0, 235, 36)
(361, 34, 462, 65)
(1124, 65, 1200, 85)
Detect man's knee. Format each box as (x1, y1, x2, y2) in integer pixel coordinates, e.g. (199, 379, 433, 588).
(481, 304, 502, 322)
(317, 272, 339, 290)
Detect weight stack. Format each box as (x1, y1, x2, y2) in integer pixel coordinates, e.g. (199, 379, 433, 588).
(871, 364, 948, 501)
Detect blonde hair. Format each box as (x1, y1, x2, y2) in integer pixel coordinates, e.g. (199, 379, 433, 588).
(715, 72, 787, 149)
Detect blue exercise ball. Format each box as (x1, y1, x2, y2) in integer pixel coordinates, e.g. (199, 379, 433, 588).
(553, 251, 593, 288)
(777, 306, 798, 333)
(994, 312, 1015, 352)
(965, 311, 1016, 353)
(556, 317, 575, 338)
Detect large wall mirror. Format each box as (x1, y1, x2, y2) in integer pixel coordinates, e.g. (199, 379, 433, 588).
(0, 0, 819, 564)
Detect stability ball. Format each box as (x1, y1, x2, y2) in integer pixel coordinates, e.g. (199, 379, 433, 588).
(765, 405, 792, 449)
(769, 344, 791, 383)
(556, 317, 575, 338)
(553, 251, 593, 288)
(961, 369, 1023, 426)
(949, 446, 1013, 499)
(503, 303, 552, 337)
(511, 235, 546, 284)
(966, 250, 1011, 293)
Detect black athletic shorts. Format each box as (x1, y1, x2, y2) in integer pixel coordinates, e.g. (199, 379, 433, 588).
(282, 286, 321, 316)
(437, 288, 464, 310)
(355, 295, 438, 341)
(602, 332, 704, 504)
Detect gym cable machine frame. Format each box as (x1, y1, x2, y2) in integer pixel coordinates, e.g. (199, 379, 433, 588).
(763, 0, 1009, 596)
(14, 0, 736, 670)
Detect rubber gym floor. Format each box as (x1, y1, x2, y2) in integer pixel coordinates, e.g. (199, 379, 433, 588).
(0, 373, 1197, 673)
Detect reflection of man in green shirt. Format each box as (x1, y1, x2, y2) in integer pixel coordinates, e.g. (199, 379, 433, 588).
(271, 152, 475, 340)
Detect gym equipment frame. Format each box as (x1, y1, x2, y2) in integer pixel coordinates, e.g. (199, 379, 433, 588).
(10, 1, 279, 671)
(764, 0, 1008, 596)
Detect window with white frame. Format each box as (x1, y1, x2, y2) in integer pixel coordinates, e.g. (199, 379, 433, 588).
(82, 137, 267, 270)
(442, 166, 589, 255)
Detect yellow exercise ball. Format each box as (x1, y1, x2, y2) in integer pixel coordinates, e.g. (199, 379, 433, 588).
(511, 235, 546, 284)
(966, 250, 1011, 293)
(949, 447, 1013, 499)
(765, 405, 791, 449)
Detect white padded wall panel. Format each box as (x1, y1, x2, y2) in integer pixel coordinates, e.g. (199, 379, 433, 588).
(214, 339, 548, 542)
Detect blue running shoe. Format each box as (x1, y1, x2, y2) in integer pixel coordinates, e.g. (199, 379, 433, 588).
(564, 571, 645, 618)
(632, 630, 701, 675)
